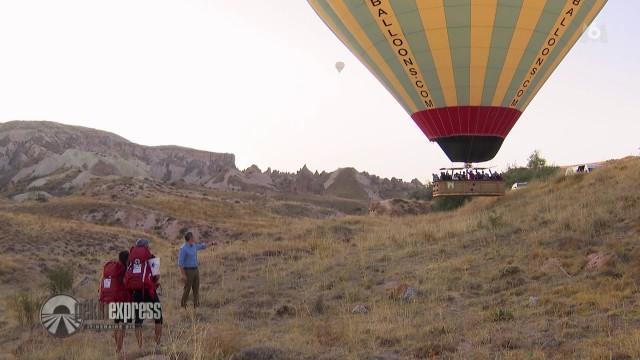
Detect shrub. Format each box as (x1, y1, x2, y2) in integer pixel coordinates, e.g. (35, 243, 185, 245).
(313, 294, 327, 315)
(46, 265, 74, 294)
(202, 329, 243, 359)
(409, 185, 433, 201)
(431, 196, 469, 212)
(527, 150, 547, 168)
(503, 166, 559, 188)
(487, 211, 504, 231)
(7, 292, 40, 327)
(491, 308, 514, 322)
(35, 192, 48, 202)
(616, 247, 631, 263)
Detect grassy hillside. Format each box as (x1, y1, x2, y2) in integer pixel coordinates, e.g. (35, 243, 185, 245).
(1, 157, 639, 359)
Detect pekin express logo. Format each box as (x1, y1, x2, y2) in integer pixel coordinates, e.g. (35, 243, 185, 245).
(40, 294, 82, 338)
(40, 294, 162, 338)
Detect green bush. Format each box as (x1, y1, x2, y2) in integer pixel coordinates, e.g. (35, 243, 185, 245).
(409, 185, 433, 201)
(503, 166, 558, 188)
(7, 292, 40, 327)
(431, 196, 469, 212)
(503, 150, 558, 187)
(527, 150, 547, 168)
(46, 265, 74, 294)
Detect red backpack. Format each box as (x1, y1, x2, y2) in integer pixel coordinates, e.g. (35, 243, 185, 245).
(129, 246, 152, 263)
(124, 246, 155, 296)
(99, 261, 127, 303)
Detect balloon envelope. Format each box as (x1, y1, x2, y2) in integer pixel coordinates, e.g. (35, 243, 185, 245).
(335, 61, 345, 73)
(309, 0, 607, 162)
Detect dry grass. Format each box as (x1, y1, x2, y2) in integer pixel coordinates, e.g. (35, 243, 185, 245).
(1, 157, 639, 359)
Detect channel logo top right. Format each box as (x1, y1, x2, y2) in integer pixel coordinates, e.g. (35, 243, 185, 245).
(581, 23, 607, 44)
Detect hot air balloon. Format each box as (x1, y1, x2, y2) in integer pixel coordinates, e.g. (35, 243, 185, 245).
(309, 0, 607, 164)
(335, 61, 345, 73)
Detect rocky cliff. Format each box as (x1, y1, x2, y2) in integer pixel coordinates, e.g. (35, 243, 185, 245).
(0, 121, 424, 200)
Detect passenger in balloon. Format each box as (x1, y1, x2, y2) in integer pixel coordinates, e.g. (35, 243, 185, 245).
(431, 167, 505, 197)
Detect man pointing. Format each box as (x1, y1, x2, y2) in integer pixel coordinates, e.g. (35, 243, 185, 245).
(178, 231, 216, 308)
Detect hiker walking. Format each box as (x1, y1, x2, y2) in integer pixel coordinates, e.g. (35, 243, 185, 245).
(99, 250, 130, 358)
(179, 231, 216, 308)
(124, 238, 163, 353)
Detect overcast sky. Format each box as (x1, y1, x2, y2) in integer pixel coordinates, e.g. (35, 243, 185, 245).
(0, 1, 637, 181)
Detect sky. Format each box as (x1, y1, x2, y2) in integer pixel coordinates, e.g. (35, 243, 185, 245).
(0, 1, 637, 182)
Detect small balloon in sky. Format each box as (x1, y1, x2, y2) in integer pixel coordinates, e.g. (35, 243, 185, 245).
(335, 61, 345, 73)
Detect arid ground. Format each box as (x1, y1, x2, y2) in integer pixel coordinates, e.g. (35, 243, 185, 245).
(1, 157, 640, 359)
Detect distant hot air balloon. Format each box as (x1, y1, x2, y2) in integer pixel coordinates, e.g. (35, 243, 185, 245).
(309, 0, 607, 163)
(335, 61, 345, 73)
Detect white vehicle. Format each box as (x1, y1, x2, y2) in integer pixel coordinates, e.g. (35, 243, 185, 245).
(511, 182, 528, 190)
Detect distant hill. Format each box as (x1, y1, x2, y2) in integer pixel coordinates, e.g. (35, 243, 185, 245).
(0, 121, 424, 200)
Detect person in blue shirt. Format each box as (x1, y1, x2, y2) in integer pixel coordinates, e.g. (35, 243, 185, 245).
(178, 231, 216, 308)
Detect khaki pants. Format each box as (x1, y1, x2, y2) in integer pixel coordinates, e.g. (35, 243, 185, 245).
(181, 268, 200, 307)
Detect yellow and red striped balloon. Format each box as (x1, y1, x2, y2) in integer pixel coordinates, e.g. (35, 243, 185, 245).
(309, 0, 607, 162)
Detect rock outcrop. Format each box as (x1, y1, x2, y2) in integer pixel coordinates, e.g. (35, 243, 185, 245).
(0, 121, 425, 200)
(0, 121, 235, 192)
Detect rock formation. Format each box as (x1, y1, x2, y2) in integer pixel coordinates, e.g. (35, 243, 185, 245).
(1, 121, 425, 200)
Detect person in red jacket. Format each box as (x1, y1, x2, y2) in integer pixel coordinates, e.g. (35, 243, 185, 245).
(127, 238, 163, 353)
(99, 250, 129, 358)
